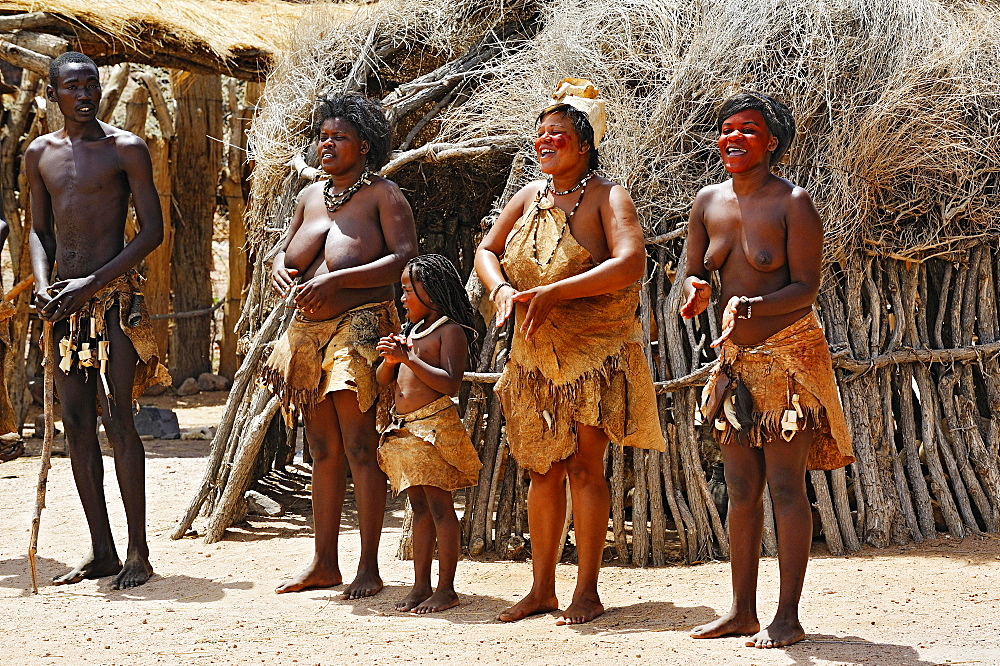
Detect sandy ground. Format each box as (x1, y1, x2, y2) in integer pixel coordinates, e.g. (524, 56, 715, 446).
(3, 392, 1000, 666)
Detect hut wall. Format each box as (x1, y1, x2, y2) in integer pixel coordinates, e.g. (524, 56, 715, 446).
(175, 0, 1000, 563)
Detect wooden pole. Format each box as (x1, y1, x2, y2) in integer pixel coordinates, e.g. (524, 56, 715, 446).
(219, 79, 253, 379)
(28, 321, 54, 594)
(168, 71, 222, 384)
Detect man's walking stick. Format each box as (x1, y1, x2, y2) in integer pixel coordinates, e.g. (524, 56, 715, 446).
(28, 320, 55, 594)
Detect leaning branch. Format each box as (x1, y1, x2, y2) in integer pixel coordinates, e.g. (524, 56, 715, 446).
(0, 39, 51, 76)
(380, 135, 521, 177)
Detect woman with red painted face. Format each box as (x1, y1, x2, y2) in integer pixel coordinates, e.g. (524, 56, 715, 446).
(476, 79, 664, 626)
(682, 93, 854, 649)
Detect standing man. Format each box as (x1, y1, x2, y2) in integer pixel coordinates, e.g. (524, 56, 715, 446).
(27, 52, 169, 589)
(264, 94, 417, 599)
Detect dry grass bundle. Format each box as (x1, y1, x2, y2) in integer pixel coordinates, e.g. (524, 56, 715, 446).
(429, 0, 1000, 258)
(245, 0, 538, 246)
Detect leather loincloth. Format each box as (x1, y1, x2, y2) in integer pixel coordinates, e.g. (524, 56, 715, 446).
(52, 270, 170, 405)
(496, 193, 665, 475)
(699, 311, 855, 470)
(261, 300, 398, 428)
(377, 395, 482, 493)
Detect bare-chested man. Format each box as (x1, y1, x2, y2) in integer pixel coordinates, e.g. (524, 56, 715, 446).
(27, 51, 169, 589)
(265, 93, 417, 599)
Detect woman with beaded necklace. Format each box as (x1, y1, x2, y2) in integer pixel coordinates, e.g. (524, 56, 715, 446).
(475, 79, 665, 625)
(264, 93, 417, 600)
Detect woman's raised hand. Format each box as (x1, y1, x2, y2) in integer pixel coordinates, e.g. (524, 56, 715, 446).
(681, 276, 711, 319)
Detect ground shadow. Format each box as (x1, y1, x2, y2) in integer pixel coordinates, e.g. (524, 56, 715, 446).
(556, 599, 719, 636)
(329, 583, 516, 624)
(219, 470, 407, 542)
(222, 514, 313, 542)
(808, 533, 1000, 566)
(784, 633, 939, 666)
(144, 439, 213, 458)
(0, 554, 67, 596)
(96, 574, 253, 603)
(0, 555, 251, 603)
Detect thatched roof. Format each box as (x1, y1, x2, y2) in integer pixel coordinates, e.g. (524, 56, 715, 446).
(0, 0, 358, 79)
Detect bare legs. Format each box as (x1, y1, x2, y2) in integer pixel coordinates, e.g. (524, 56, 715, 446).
(395, 485, 461, 613)
(691, 429, 813, 648)
(276, 389, 387, 598)
(498, 424, 609, 625)
(53, 305, 152, 589)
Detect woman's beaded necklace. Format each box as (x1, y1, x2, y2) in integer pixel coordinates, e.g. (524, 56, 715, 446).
(547, 171, 592, 196)
(323, 169, 373, 213)
(532, 172, 591, 266)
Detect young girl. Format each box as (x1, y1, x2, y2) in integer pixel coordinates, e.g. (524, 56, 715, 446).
(376, 254, 481, 614)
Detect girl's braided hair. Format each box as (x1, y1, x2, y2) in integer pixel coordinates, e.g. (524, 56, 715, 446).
(404, 254, 478, 354)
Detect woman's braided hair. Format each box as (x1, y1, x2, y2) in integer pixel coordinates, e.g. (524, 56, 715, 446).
(404, 254, 478, 354)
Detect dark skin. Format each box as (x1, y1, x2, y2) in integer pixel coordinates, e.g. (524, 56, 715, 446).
(376, 268, 468, 613)
(26, 60, 164, 590)
(682, 108, 823, 648)
(272, 117, 417, 598)
(475, 111, 646, 625)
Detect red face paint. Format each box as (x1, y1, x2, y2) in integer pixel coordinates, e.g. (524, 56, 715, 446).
(717, 109, 776, 174)
(534, 131, 569, 155)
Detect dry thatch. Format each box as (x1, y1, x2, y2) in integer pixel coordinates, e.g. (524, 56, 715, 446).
(0, 0, 357, 79)
(178, 0, 1000, 563)
(245, 0, 538, 245)
(432, 0, 1000, 260)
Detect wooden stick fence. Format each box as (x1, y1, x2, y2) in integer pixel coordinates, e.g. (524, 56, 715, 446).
(174, 191, 1000, 564)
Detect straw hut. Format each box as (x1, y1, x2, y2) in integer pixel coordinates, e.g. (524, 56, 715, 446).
(173, 0, 998, 563)
(0, 0, 357, 428)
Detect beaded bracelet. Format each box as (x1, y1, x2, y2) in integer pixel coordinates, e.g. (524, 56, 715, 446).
(489, 281, 512, 302)
(737, 296, 752, 319)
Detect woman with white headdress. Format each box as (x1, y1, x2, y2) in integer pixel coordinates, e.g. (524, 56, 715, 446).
(476, 79, 665, 625)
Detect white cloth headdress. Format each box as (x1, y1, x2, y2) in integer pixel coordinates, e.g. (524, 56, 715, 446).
(542, 78, 607, 148)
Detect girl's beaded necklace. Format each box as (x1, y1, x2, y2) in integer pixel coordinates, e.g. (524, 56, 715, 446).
(533, 171, 592, 266)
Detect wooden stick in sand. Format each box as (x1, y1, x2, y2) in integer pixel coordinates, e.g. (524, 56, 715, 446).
(28, 320, 55, 594)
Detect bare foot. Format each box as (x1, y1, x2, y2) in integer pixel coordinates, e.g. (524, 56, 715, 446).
(691, 612, 760, 639)
(746, 620, 805, 648)
(341, 569, 383, 600)
(113, 554, 153, 589)
(395, 585, 432, 612)
(275, 560, 342, 594)
(53, 554, 122, 585)
(411, 589, 460, 614)
(555, 595, 604, 625)
(497, 591, 559, 622)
